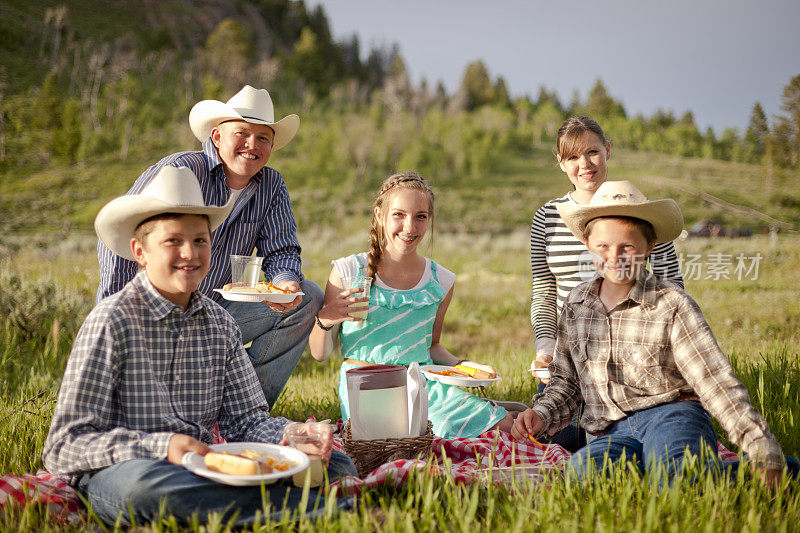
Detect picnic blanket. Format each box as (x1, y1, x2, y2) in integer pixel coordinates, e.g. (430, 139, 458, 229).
(0, 431, 740, 525)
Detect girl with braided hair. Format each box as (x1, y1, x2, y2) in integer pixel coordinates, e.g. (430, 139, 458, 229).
(309, 172, 517, 438)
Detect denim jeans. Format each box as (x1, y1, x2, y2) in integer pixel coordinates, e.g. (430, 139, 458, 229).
(219, 279, 323, 407)
(567, 400, 725, 480)
(569, 400, 800, 483)
(78, 449, 356, 527)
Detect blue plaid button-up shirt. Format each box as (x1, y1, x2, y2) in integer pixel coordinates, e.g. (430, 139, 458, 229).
(97, 139, 303, 303)
(44, 271, 290, 485)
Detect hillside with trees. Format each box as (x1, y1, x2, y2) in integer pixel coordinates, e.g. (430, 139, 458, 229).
(1, 0, 799, 237)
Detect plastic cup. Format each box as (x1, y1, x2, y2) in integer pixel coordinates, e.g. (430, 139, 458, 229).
(283, 422, 332, 487)
(341, 275, 371, 321)
(230, 255, 263, 287)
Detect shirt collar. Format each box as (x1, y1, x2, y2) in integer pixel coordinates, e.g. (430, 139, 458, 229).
(202, 138, 264, 186)
(573, 268, 657, 309)
(627, 268, 659, 309)
(135, 271, 206, 320)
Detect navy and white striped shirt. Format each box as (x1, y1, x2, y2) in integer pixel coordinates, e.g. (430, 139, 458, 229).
(44, 271, 290, 486)
(97, 138, 302, 303)
(530, 193, 684, 356)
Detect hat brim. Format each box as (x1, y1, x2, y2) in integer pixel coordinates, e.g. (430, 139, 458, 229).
(556, 199, 684, 243)
(95, 195, 233, 261)
(189, 100, 299, 151)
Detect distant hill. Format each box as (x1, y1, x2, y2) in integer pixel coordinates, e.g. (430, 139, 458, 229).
(1, 1, 798, 240)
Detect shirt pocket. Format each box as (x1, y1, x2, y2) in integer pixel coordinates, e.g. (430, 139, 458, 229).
(621, 343, 670, 392)
(568, 339, 588, 374)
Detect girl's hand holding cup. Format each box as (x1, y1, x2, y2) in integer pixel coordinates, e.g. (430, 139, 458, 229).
(317, 280, 370, 328)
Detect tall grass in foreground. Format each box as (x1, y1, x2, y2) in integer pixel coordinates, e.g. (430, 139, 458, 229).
(0, 233, 798, 531)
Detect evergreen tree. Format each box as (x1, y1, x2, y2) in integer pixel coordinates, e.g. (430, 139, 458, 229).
(494, 77, 511, 107)
(459, 60, 495, 110)
(743, 102, 769, 163)
(286, 26, 329, 97)
(535, 86, 563, 112)
(774, 74, 800, 167)
(581, 79, 626, 118)
(203, 19, 254, 92)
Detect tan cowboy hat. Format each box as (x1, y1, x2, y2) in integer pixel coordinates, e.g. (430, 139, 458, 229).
(556, 181, 683, 243)
(188, 85, 299, 151)
(95, 166, 234, 261)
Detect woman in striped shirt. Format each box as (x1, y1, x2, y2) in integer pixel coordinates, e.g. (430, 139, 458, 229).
(529, 116, 684, 448)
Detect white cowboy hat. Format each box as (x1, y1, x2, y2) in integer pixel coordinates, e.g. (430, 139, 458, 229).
(556, 180, 683, 243)
(95, 166, 234, 261)
(188, 85, 299, 151)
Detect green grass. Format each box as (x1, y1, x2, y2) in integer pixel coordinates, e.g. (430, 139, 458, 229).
(0, 231, 799, 530)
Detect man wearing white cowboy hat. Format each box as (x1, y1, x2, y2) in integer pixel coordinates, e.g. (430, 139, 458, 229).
(97, 85, 321, 407)
(47, 166, 354, 526)
(512, 181, 791, 486)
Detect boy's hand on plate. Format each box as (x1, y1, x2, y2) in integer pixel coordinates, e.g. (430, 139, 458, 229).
(511, 409, 544, 441)
(168, 433, 212, 465)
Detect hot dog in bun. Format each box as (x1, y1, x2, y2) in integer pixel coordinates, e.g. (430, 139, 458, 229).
(453, 361, 497, 380)
(204, 451, 273, 475)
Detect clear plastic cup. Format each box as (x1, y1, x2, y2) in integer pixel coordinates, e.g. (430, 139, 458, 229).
(283, 422, 332, 487)
(230, 255, 263, 287)
(341, 275, 371, 321)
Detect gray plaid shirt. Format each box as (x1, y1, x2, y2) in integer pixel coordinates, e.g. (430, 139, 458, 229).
(532, 270, 785, 471)
(43, 271, 289, 485)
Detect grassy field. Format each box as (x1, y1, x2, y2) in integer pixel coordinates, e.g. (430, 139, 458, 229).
(0, 227, 798, 531)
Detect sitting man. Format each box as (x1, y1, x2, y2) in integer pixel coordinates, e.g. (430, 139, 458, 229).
(44, 166, 355, 527)
(97, 85, 319, 407)
(512, 181, 795, 485)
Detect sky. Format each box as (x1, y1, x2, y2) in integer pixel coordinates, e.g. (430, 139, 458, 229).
(307, 0, 800, 135)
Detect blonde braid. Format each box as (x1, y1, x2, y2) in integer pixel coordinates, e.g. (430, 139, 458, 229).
(366, 171, 435, 281)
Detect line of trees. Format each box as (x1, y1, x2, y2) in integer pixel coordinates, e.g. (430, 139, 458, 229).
(1, 1, 799, 182)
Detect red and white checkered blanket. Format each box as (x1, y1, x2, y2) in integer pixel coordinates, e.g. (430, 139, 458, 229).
(0, 429, 739, 524)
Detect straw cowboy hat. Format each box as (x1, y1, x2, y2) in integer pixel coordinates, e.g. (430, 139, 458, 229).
(95, 166, 234, 261)
(189, 85, 300, 151)
(556, 181, 683, 243)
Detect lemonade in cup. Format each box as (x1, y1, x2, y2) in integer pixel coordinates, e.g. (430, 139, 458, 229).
(342, 275, 371, 322)
(283, 422, 332, 487)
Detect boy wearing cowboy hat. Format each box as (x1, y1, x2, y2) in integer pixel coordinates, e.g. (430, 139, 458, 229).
(45, 167, 354, 526)
(512, 181, 791, 485)
(97, 85, 321, 407)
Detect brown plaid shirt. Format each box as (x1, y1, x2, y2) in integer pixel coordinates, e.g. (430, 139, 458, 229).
(532, 270, 785, 470)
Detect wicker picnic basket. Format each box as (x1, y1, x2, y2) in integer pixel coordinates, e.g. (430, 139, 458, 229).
(341, 420, 435, 478)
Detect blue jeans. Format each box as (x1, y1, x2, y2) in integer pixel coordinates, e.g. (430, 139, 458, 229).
(219, 279, 323, 407)
(78, 450, 356, 527)
(570, 401, 800, 482)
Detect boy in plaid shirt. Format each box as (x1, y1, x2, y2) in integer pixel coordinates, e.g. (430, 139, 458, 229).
(513, 181, 795, 485)
(43, 166, 354, 527)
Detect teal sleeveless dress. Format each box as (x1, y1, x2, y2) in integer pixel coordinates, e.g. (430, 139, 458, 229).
(337, 255, 506, 439)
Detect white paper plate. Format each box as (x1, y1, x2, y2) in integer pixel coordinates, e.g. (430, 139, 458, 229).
(182, 442, 309, 486)
(214, 289, 303, 303)
(530, 361, 551, 380)
(420, 364, 501, 388)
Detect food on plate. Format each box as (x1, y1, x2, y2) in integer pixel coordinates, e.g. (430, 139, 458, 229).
(204, 451, 273, 475)
(222, 281, 293, 294)
(428, 369, 457, 376)
(532, 359, 549, 371)
(203, 448, 297, 475)
(453, 361, 497, 379)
